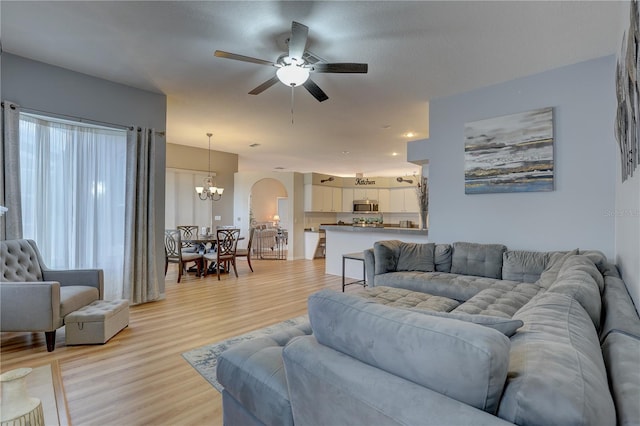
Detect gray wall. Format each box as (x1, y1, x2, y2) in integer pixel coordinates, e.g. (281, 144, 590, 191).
(613, 3, 640, 315)
(2, 53, 167, 295)
(408, 55, 617, 259)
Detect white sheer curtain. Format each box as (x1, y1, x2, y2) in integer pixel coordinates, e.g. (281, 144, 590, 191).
(19, 114, 127, 300)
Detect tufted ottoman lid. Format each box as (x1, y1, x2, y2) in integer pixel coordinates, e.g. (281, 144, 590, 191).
(66, 299, 129, 323)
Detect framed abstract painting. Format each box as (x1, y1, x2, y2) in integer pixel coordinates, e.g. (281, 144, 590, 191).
(464, 107, 554, 194)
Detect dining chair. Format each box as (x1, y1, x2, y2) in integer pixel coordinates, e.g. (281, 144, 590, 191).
(235, 227, 255, 272)
(177, 225, 200, 253)
(204, 228, 240, 280)
(164, 229, 204, 283)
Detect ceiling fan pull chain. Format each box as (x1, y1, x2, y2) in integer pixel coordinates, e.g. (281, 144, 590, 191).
(291, 86, 295, 124)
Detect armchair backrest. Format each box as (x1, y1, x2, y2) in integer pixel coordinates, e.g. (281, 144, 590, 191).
(1, 239, 44, 282)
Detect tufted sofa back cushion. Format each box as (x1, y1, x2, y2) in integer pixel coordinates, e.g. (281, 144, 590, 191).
(450, 242, 506, 279)
(1, 239, 44, 282)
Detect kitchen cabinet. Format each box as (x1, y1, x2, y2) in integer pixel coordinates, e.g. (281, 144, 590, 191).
(378, 189, 390, 212)
(342, 189, 354, 212)
(389, 187, 420, 212)
(353, 188, 379, 201)
(304, 231, 326, 259)
(304, 184, 342, 212)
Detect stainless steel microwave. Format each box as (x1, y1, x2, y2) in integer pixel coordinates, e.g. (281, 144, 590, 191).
(353, 200, 379, 212)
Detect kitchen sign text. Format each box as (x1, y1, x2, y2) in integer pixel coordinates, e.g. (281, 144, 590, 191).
(355, 178, 376, 185)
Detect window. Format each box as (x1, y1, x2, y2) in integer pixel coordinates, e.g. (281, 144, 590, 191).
(165, 168, 214, 230)
(19, 113, 127, 300)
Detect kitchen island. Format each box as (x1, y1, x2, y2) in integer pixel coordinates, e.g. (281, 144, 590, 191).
(320, 225, 428, 280)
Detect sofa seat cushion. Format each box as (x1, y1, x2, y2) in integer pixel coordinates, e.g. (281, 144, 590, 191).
(450, 242, 507, 279)
(452, 281, 543, 318)
(355, 286, 459, 312)
(498, 292, 615, 426)
(308, 290, 511, 414)
(60, 286, 100, 317)
(374, 271, 504, 302)
(216, 324, 312, 426)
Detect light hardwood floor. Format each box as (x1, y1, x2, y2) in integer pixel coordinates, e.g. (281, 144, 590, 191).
(1, 258, 356, 425)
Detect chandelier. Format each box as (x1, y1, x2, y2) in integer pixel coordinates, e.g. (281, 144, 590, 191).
(195, 133, 224, 201)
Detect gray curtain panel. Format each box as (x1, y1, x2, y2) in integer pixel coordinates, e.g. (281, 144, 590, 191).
(0, 101, 24, 240)
(123, 128, 162, 304)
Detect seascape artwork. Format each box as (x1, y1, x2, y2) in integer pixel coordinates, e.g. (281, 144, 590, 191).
(464, 107, 554, 194)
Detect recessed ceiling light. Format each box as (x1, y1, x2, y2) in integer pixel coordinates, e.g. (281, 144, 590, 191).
(274, 166, 285, 170)
(342, 151, 350, 155)
(249, 143, 261, 148)
(404, 132, 416, 138)
(392, 152, 399, 156)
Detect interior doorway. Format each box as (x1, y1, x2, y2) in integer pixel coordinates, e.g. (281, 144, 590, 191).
(249, 178, 289, 260)
(249, 178, 288, 226)
(277, 197, 289, 230)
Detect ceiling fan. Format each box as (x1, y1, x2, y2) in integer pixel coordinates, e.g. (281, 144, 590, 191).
(214, 21, 368, 102)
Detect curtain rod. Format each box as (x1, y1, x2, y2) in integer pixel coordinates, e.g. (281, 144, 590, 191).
(1, 102, 166, 136)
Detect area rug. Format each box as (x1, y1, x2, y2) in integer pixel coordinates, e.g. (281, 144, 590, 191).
(182, 315, 309, 392)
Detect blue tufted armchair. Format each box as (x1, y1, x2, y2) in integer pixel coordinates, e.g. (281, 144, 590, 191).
(0, 239, 103, 351)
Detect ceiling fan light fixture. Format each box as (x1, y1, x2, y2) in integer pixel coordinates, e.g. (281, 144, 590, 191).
(277, 64, 310, 87)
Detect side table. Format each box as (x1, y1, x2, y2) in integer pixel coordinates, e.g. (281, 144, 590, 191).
(342, 252, 367, 292)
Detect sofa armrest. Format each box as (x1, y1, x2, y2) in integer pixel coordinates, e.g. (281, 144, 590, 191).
(363, 248, 375, 286)
(43, 269, 104, 299)
(0, 282, 62, 331)
(283, 336, 515, 426)
(601, 331, 640, 426)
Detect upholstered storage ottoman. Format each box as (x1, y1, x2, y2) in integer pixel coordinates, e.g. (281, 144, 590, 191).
(65, 299, 129, 345)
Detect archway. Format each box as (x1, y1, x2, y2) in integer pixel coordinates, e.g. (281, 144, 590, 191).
(249, 178, 288, 226)
(250, 178, 289, 260)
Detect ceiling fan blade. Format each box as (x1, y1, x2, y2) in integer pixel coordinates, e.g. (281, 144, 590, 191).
(249, 76, 280, 95)
(310, 63, 368, 73)
(214, 50, 275, 67)
(303, 79, 329, 102)
(288, 21, 309, 61)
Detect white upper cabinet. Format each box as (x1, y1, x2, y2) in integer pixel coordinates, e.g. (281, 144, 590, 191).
(305, 184, 342, 212)
(342, 189, 354, 212)
(353, 188, 379, 201)
(388, 188, 420, 212)
(377, 189, 390, 212)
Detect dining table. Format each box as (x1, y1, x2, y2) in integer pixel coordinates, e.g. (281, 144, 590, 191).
(183, 234, 244, 275)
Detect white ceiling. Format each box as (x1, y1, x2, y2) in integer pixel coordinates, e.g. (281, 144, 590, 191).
(1, 1, 625, 177)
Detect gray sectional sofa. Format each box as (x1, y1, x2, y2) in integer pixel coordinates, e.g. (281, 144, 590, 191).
(217, 240, 640, 426)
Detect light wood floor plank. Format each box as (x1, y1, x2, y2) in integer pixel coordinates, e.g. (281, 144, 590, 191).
(1, 258, 358, 425)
